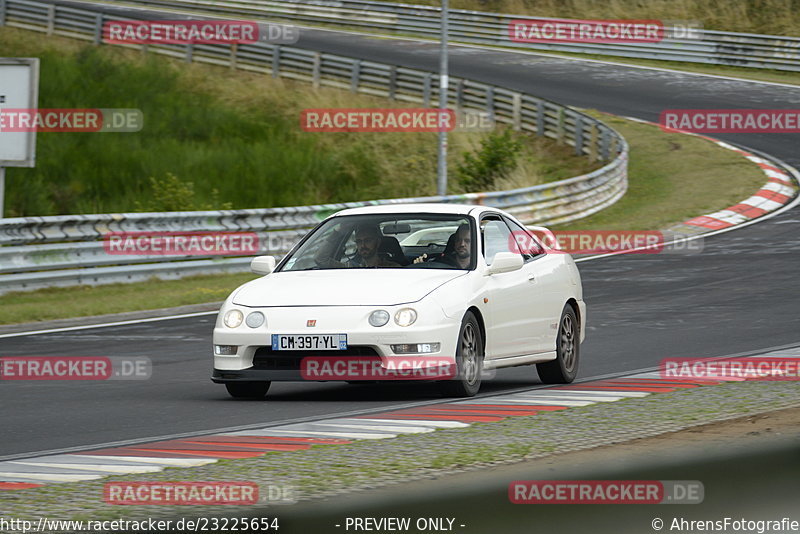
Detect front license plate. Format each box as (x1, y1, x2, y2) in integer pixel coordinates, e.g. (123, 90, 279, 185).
(271, 334, 347, 351)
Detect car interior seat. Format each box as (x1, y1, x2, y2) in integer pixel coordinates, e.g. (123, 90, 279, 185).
(423, 232, 457, 263)
(379, 236, 411, 266)
(442, 232, 456, 257)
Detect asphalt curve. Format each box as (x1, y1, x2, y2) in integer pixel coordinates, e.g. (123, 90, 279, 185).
(1, 3, 799, 457)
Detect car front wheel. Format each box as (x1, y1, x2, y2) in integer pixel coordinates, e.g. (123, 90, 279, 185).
(439, 311, 484, 397)
(225, 381, 271, 399)
(536, 304, 579, 384)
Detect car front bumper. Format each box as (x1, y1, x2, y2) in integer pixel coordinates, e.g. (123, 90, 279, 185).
(212, 305, 459, 382)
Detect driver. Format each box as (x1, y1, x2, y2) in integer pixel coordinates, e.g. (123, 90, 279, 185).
(315, 224, 399, 268)
(351, 224, 400, 268)
(414, 223, 472, 269)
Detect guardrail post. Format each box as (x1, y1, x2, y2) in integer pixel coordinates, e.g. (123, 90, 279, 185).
(423, 73, 432, 107)
(0, 0, 6, 27)
(93, 13, 103, 45)
(536, 100, 545, 136)
(456, 79, 465, 110)
(230, 43, 238, 70)
(557, 108, 565, 143)
(350, 60, 361, 93)
(485, 86, 495, 121)
(600, 128, 610, 160)
(512, 93, 522, 131)
(388, 65, 397, 100)
(271, 45, 280, 78)
(47, 4, 55, 35)
(311, 52, 321, 89)
(185, 42, 194, 63)
(574, 116, 584, 155)
(589, 123, 599, 161)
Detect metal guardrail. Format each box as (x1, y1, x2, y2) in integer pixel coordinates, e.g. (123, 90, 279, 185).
(87, 0, 800, 72)
(0, 0, 628, 294)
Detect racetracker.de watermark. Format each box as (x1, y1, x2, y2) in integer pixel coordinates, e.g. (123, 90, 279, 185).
(103, 232, 260, 256)
(508, 19, 702, 43)
(103, 482, 295, 505)
(510, 230, 703, 255)
(661, 357, 800, 380)
(0, 108, 142, 132)
(660, 109, 800, 133)
(300, 356, 457, 381)
(300, 108, 494, 132)
(102, 20, 299, 45)
(509, 480, 704, 504)
(0, 356, 151, 380)
(510, 19, 662, 43)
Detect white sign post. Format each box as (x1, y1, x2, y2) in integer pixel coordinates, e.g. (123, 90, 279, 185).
(0, 58, 40, 218)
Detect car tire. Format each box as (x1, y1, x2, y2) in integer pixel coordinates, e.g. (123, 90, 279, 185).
(225, 381, 271, 399)
(439, 311, 484, 397)
(537, 304, 579, 384)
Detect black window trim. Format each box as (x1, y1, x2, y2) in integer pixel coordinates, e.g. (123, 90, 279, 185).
(501, 214, 545, 262)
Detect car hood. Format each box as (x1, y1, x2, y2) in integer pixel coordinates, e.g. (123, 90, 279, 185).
(232, 269, 466, 307)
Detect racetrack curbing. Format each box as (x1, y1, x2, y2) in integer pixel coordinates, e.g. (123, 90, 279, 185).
(676, 142, 797, 232)
(606, 115, 800, 236)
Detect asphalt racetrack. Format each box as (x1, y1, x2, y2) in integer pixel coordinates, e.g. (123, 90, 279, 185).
(2, 2, 800, 460)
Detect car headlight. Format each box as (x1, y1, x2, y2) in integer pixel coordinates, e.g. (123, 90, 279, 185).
(223, 309, 244, 328)
(369, 310, 390, 327)
(394, 308, 417, 327)
(245, 311, 265, 328)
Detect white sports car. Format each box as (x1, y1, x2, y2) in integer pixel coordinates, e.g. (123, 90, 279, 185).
(212, 203, 586, 398)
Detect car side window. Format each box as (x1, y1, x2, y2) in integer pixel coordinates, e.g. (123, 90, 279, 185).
(480, 216, 519, 266)
(503, 217, 544, 260)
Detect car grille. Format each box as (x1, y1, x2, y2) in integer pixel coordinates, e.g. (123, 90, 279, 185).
(252, 346, 380, 370)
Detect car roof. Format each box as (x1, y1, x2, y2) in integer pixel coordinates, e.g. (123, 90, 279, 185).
(332, 203, 502, 217)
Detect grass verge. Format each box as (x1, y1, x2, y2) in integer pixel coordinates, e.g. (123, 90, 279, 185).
(0, 274, 255, 324)
(554, 111, 768, 231)
(0, 26, 594, 216)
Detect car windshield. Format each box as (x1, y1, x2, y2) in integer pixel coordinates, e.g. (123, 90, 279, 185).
(278, 214, 475, 271)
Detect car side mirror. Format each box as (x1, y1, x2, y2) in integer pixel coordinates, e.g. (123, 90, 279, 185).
(487, 252, 524, 275)
(250, 255, 276, 275)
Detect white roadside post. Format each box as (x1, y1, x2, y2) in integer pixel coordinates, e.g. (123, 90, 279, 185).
(0, 58, 40, 218)
(436, 0, 449, 196)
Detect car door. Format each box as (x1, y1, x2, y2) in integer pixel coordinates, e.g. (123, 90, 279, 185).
(503, 216, 567, 354)
(480, 214, 537, 360)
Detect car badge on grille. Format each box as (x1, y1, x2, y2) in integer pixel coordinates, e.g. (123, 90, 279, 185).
(306, 320, 317, 327)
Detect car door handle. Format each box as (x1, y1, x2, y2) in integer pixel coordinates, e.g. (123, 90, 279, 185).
(528, 274, 536, 282)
